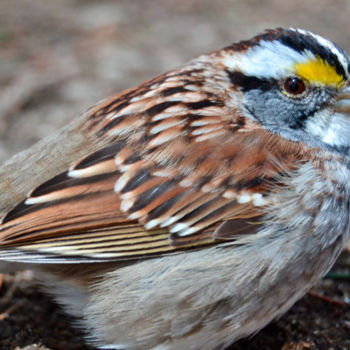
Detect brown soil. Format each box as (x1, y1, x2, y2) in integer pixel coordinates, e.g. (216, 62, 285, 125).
(1, 253, 350, 350)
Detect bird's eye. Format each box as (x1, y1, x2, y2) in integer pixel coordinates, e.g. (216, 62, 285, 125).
(283, 77, 306, 96)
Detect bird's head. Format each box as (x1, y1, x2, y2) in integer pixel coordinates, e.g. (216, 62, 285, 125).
(222, 28, 350, 155)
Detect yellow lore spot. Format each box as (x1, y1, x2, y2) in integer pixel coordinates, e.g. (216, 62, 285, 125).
(294, 56, 345, 88)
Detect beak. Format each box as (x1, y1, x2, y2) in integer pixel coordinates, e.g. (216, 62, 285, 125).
(335, 82, 350, 115)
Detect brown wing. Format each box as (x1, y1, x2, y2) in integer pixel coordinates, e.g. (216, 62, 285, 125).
(0, 128, 305, 263)
(0, 69, 308, 263)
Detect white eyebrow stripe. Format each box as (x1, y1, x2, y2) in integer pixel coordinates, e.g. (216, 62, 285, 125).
(296, 29, 349, 75)
(223, 40, 310, 80)
(223, 29, 349, 80)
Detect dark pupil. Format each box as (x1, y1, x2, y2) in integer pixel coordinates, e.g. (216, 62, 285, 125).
(285, 77, 305, 94)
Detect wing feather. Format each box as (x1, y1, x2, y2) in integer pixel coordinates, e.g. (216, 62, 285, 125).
(0, 75, 309, 263)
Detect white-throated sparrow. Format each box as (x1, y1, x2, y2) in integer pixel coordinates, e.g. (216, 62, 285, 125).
(0, 28, 350, 350)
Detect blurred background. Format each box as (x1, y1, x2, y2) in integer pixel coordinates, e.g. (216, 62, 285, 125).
(0, 1, 350, 349)
(0, 0, 349, 161)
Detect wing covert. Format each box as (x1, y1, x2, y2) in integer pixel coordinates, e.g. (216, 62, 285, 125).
(0, 72, 307, 262)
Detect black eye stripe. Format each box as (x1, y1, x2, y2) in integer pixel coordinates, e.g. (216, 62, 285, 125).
(227, 71, 276, 92)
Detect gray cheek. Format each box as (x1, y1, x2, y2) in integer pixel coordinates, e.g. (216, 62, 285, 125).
(242, 88, 350, 155)
(243, 90, 311, 129)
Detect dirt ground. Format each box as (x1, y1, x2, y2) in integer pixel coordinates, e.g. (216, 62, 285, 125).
(0, 1, 350, 349)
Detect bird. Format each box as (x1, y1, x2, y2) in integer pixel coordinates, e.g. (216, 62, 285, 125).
(0, 27, 350, 350)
